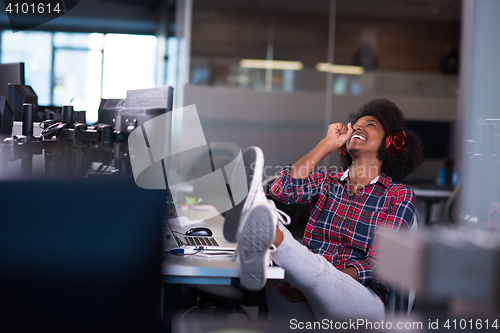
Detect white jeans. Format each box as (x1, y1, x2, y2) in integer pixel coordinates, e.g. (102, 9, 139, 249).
(267, 224, 385, 321)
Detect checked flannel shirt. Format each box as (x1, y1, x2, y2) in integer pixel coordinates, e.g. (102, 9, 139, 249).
(270, 165, 416, 303)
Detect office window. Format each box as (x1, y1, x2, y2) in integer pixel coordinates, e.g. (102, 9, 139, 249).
(0, 31, 52, 105)
(102, 34, 157, 100)
(1, 30, 157, 124)
(53, 33, 105, 122)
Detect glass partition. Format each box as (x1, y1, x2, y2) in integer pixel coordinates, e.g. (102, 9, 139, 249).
(457, 0, 500, 230)
(190, 0, 460, 99)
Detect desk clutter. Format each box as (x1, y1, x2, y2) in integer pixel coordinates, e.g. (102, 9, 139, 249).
(0, 83, 176, 331)
(0, 85, 173, 181)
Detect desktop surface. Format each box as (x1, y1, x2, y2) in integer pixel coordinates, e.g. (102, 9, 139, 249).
(162, 213, 285, 285)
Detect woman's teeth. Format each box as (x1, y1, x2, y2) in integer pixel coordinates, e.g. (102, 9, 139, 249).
(352, 134, 366, 140)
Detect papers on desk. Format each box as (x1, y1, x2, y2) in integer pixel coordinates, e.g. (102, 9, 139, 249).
(196, 250, 235, 258)
(169, 247, 234, 257)
(167, 216, 205, 227)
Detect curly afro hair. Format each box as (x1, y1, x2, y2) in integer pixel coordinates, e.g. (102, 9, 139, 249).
(339, 98, 424, 183)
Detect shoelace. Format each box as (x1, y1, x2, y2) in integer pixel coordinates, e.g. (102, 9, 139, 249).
(232, 199, 292, 260)
(266, 199, 291, 225)
(276, 207, 291, 225)
(269, 244, 277, 253)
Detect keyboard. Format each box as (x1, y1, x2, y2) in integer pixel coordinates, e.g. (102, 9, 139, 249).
(176, 235, 220, 247)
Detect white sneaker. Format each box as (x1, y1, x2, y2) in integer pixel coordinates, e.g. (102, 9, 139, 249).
(223, 146, 264, 243)
(223, 147, 291, 290)
(224, 146, 291, 243)
(235, 200, 290, 291)
(237, 203, 275, 291)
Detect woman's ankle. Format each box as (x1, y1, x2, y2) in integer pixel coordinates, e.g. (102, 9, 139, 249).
(273, 225, 284, 247)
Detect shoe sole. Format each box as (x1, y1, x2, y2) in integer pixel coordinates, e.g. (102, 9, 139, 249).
(238, 205, 274, 291)
(223, 147, 264, 243)
(242, 146, 264, 212)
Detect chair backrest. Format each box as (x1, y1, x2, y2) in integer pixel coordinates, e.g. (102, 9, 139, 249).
(385, 213, 418, 319)
(444, 180, 461, 223)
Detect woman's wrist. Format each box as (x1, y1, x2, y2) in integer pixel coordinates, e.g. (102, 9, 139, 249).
(319, 137, 341, 155)
(290, 138, 341, 179)
(340, 266, 359, 281)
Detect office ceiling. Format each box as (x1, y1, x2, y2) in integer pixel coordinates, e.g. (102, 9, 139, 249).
(194, 0, 461, 22)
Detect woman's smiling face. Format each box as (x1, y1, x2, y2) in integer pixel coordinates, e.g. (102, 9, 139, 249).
(346, 116, 386, 159)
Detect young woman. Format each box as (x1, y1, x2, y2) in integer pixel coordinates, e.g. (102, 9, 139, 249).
(268, 98, 423, 321)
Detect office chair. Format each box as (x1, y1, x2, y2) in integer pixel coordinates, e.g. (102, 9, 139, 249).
(188, 283, 267, 321)
(385, 214, 419, 319)
(444, 180, 461, 223)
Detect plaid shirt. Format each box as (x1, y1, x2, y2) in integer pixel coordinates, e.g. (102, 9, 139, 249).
(270, 165, 415, 303)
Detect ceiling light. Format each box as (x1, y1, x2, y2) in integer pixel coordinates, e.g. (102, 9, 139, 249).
(239, 59, 304, 71)
(316, 63, 365, 75)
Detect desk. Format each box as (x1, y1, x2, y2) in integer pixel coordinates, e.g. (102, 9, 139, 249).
(414, 188, 453, 224)
(162, 214, 285, 285)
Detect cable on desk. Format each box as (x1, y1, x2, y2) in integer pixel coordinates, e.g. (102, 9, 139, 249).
(169, 248, 202, 256)
(40, 119, 72, 140)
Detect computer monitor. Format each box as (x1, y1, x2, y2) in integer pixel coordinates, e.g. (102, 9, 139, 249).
(0, 62, 25, 99)
(8, 84, 38, 122)
(0, 178, 165, 332)
(99, 86, 174, 128)
(405, 120, 454, 159)
(0, 95, 14, 138)
(97, 98, 126, 125)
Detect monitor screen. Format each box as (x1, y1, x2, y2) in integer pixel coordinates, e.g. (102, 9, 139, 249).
(98, 86, 173, 127)
(0, 62, 25, 98)
(8, 84, 38, 121)
(405, 120, 454, 159)
(97, 98, 126, 125)
(0, 179, 165, 332)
